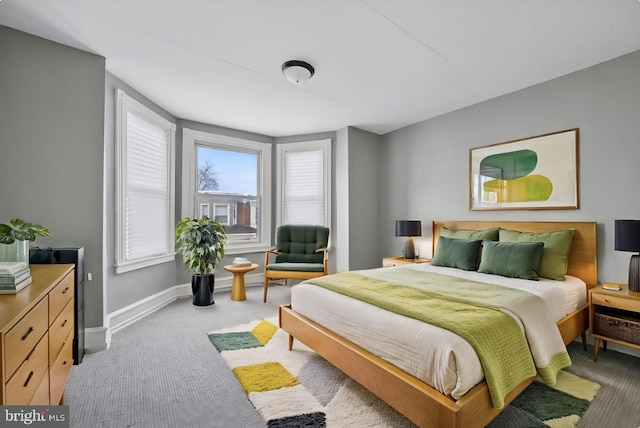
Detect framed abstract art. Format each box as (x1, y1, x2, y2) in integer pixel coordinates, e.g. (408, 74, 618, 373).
(469, 129, 579, 210)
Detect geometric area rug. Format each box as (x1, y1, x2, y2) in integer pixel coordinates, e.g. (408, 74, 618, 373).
(207, 319, 600, 428)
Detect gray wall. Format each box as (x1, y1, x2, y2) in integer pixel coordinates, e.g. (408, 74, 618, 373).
(0, 26, 106, 327)
(334, 127, 382, 271)
(380, 49, 640, 284)
(347, 128, 381, 270)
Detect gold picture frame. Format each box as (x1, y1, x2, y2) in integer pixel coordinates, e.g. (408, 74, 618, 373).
(469, 129, 579, 211)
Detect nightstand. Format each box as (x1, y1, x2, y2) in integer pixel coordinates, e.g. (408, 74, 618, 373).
(382, 256, 431, 268)
(589, 283, 640, 361)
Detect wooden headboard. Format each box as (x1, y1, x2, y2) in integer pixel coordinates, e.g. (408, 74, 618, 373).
(432, 221, 598, 288)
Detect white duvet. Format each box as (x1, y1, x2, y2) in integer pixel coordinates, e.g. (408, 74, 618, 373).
(290, 263, 586, 400)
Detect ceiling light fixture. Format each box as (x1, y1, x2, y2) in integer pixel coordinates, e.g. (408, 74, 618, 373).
(281, 60, 315, 84)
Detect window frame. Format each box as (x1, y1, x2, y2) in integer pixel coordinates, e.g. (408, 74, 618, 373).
(182, 128, 272, 254)
(115, 89, 176, 274)
(276, 139, 332, 228)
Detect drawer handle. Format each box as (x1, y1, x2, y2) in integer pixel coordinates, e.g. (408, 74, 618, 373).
(21, 327, 34, 341)
(61, 319, 68, 328)
(23, 371, 34, 388)
(62, 286, 70, 294)
(25, 347, 36, 360)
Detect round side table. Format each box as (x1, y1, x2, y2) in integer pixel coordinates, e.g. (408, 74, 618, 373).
(223, 263, 259, 301)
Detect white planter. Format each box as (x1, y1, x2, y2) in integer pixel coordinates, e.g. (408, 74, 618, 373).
(0, 240, 29, 266)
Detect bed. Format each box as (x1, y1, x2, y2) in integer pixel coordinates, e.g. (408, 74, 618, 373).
(278, 220, 598, 428)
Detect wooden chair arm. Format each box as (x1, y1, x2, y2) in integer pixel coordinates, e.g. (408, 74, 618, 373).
(316, 247, 330, 273)
(264, 247, 280, 266)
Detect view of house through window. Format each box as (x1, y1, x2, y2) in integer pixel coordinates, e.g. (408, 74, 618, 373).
(196, 145, 259, 242)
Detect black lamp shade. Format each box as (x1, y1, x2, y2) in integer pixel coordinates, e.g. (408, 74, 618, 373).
(396, 220, 422, 237)
(615, 220, 640, 293)
(615, 220, 640, 252)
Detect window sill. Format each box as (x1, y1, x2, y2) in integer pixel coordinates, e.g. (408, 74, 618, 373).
(225, 244, 273, 255)
(115, 253, 176, 274)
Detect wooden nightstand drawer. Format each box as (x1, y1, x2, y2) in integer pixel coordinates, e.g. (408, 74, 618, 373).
(591, 293, 640, 313)
(49, 272, 73, 325)
(49, 298, 74, 361)
(6, 332, 49, 405)
(5, 296, 49, 379)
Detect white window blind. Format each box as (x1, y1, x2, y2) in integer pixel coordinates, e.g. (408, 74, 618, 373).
(277, 139, 331, 227)
(283, 150, 324, 225)
(125, 112, 169, 259)
(116, 89, 175, 273)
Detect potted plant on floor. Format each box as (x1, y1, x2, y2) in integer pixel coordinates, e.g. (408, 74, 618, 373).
(0, 218, 51, 265)
(175, 216, 227, 306)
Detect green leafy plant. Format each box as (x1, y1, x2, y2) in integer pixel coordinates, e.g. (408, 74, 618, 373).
(0, 218, 50, 244)
(175, 216, 227, 275)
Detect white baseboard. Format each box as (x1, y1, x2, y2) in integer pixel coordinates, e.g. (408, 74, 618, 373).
(84, 327, 109, 353)
(86, 273, 264, 352)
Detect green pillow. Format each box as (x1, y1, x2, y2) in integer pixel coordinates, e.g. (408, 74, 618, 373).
(431, 236, 483, 271)
(440, 227, 499, 241)
(499, 228, 575, 280)
(478, 241, 544, 280)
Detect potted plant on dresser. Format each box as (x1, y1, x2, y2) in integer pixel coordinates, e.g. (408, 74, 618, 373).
(0, 218, 50, 265)
(175, 216, 227, 306)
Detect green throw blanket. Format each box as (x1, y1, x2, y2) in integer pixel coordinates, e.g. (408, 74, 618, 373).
(308, 269, 571, 408)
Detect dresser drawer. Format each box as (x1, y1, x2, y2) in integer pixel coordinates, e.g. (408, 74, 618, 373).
(49, 331, 73, 405)
(5, 296, 49, 379)
(30, 371, 50, 405)
(5, 332, 49, 405)
(49, 272, 74, 324)
(592, 293, 640, 313)
(49, 298, 74, 361)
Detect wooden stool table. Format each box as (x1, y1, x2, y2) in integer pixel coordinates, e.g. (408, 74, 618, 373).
(224, 263, 259, 301)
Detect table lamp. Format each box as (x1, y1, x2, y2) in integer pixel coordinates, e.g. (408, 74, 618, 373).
(614, 219, 640, 292)
(396, 220, 422, 259)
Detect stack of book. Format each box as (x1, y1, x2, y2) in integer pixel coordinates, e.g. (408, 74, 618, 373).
(232, 257, 252, 267)
(0, 262, 32, 294)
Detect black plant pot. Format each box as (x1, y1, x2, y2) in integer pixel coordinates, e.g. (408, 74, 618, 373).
(192, 274, 215, 306)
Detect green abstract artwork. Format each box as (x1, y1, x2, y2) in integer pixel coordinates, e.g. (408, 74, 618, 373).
(470, 129, 578, 210)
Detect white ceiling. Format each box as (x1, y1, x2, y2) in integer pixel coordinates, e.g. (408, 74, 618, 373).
(2, 1, 640, 137)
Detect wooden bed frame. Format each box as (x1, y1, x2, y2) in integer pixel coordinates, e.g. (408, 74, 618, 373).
(279, 221, 598, 428)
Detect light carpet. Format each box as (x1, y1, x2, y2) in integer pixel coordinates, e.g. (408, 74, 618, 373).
(207, 319, 600, 428)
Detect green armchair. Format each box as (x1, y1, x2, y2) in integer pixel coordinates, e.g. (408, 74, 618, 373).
(263, 225, 330, 302)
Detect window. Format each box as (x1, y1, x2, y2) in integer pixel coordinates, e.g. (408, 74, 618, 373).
(277, 139, 331, 227)
(115, 89, 176, 273)
(182, 128, 271, 253)
(213, 203, 230, 225)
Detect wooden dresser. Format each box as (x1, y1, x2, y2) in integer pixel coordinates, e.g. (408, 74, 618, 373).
(0, 264, 75, 405)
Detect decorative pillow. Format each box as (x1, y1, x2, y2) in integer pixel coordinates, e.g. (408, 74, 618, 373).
(431, 236, 483, 271)
(478, 241, 545, 280)
(440, 227, 499, 241)
(498, 228, 575, 280)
